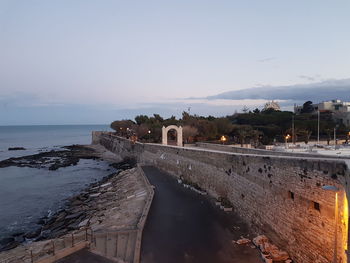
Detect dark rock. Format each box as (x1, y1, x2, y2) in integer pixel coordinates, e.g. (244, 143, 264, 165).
(67, 221, 80, 230)
(71, 199, 83, 206)
(50, 229, 67, 238)
(50, 221, 66, 231)
(65, 212, 84, 220)
(8, 147, 26, 151)
(0, 241, 20, 252)
(24, 228, 41, 239)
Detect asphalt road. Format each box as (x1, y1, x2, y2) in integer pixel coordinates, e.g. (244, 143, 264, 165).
(140, 166, 261, 263)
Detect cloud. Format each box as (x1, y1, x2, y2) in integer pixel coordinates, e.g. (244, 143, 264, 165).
(257, 57, 276, 63)
(298, 75, 315, 81)
(206, 78, 350, 103)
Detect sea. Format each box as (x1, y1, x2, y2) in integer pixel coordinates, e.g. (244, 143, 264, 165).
(0, 125, 112, 240)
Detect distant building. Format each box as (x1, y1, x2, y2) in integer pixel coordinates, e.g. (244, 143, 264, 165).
(294, 99, 350, 127)
(263, 101, 281, 111)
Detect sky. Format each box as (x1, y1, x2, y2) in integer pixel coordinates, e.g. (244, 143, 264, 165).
(1, 0, 350, 125)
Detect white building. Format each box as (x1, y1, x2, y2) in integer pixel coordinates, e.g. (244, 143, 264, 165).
(315, 99, 350, 113)
(263, 100, 281, 111)
(294, 99, 350, 127)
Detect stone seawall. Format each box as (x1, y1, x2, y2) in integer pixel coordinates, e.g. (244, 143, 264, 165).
(92, 132, 350, 263)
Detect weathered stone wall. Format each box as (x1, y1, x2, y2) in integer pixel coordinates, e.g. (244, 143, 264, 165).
(93, 132, 350, 263)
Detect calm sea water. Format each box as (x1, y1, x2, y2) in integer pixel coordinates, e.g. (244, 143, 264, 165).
(0, 125, 110, 160)
(0, 125, 112, 239)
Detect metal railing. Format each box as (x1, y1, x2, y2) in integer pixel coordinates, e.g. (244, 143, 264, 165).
(0, 228, 92, 263)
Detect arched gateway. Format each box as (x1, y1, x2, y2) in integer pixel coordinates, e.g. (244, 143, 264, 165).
(162, 125, 183, 147)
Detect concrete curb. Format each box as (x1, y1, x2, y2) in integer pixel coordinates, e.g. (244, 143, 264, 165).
(133, 166, 155, 263)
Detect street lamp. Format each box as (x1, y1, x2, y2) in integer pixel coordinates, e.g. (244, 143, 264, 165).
(322, 185, 340, 263)
(220, 135, 227, 145)
(148, 130, 151, 142)
(285, 134, 291, 149)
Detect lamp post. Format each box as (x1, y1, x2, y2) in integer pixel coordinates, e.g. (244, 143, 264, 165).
(322, 185, 340, 263)
(292, 115, 295, 145)
(220, 135, 227, 145)
(317, 110, 320, 145)
(334, 125, 339, 149)
(285, 134, 291, 149)
(148, 130, 151, 142)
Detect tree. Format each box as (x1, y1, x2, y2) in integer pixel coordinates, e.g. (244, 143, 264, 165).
(153, 114, 164, 123)
(297, 129, 312, 144)
(135, 115, 149, 125)
(182, 126, 198, 143)
(253, 108, 260, 114)
(214, 118, 234, 135)
(232, 125, 254, 147)
(136, 123, 150, 139)
(301, 101, 314, 114)
(242, 106, 249, 113)
(110, 120, 134, 135)
(196, 120, 218, 140)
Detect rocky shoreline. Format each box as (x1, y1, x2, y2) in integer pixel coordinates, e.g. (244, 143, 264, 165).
(0, 162, 150, 263)
(0, 145, 135, 253)
(0, 145, 100, 170)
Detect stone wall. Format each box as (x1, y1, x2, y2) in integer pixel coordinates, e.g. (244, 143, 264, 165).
(92, 132, 350, 263)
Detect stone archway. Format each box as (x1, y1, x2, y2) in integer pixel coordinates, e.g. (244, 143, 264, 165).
(162, 125, 183, 147)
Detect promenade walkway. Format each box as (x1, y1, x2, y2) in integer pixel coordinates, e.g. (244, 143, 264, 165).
(140, 166, 261, 263)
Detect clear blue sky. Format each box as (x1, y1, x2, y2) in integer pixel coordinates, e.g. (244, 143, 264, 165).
(1, 0, 349, 124)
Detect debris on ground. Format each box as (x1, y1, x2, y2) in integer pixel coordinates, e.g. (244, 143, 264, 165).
(252, 235, 292, 263)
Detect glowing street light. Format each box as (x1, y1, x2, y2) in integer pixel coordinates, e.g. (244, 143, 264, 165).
(322, 185, 340, 263)
(285, 134, 291, 149)
(220, 135, 227, 145)
(147, 130, 151, 142)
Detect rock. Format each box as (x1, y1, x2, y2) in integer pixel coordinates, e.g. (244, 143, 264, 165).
(0, 240, 20, 251)
(100, 182, 111, 188)
(253, 235, 290, 263)
(90, 193, 101, 198)
(24, 228, 41, 239)
(78, 219, 89, 227)
(236, 238, 251, 245)
(55, 211, 68, 222)
(8, 147, 26, 151)
(270, 250, 289, 261)
(67, 221, 80, 230)
(71, 199, 83, 206)
(65, 212, 84, 220)
(253, 235, 269, 247)
(50, 220, 66, 231)
(261, 254, 273, 263)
